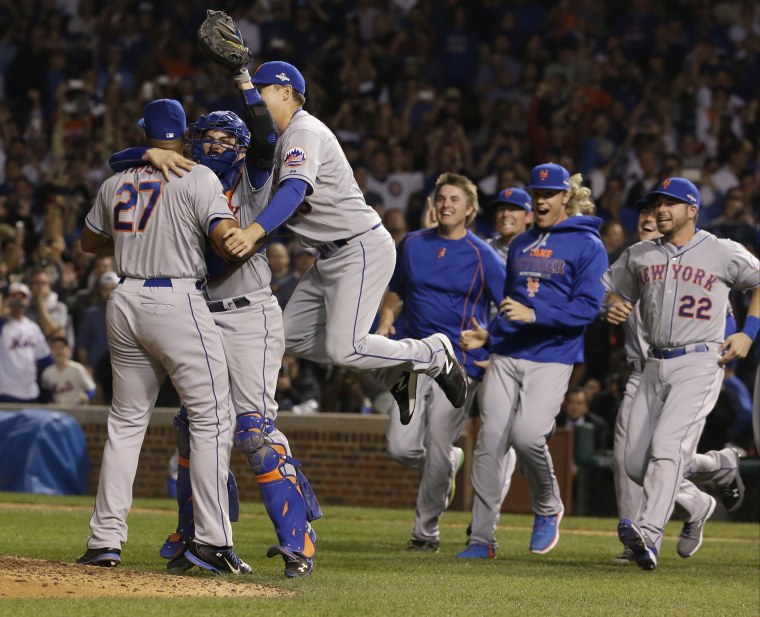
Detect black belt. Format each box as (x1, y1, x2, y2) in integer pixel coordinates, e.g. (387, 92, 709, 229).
(649, 343, 710, 360)
(207, 296, 251, 313)
(118, 277, 203, 290)
(316, 222, 382, 259)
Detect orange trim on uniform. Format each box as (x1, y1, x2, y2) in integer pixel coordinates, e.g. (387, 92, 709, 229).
(255, 469, 283, 484)
(301, 531, 316, 558)
(282, 502, 289, 517)
(178, 456, 190, 468)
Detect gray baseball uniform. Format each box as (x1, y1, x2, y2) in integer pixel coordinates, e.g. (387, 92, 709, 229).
(84, 163, 236, 549)
(604, 229, 759, 550)
(614, 304, 741, 521)
(274, 111, 453, 376)
(205, 171, 296, 480)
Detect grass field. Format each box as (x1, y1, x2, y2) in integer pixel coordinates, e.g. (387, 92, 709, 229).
(0, 492, 758, 617)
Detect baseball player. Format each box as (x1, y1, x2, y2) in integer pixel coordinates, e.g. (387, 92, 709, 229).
(77, 98, 251, 574)
(220, 60, 468, 422)
(108, 98, 321, 576)
(610, 198, 747, 565)
(379, 173, 509, 551)
(458, 163, 608, 558)
(604, 177, 760, 570)
(486, 188, 534, 262)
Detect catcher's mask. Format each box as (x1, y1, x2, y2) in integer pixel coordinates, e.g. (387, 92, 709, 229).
(189, 111, 251, 174)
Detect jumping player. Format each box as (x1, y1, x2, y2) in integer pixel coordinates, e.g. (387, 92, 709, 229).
(78, 99, 250, 574)
(605, 177, 760, 570)
(379, 173, 508, 552)
(219, 61, 468, 423)
(458, 163, 608, 558)
(109, 93, 321, 576)
(610, 198, 747, 564)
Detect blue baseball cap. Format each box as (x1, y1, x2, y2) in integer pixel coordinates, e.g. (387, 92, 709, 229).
(252, 61, 306, 95)
(528, 163, 571, 191)
(138, 99, 186, 140)
(647, 177, 701, 208)
(492, 187, 532, 212)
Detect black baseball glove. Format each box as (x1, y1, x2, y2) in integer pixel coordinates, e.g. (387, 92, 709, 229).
(197, 10, 253, 71)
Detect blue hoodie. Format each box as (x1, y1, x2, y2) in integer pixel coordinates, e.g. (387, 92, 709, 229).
(488, 215, 607, 364)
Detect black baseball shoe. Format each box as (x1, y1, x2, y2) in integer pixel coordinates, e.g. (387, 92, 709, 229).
(184, 541, 252, 575)
(391, 371, 418, 425)
(431, 333, 468, 408)
(76, 547, 121, 567)
(721, 449, 745, 513)
(166, 553, 194, 572)
(267, 545, 314, 578)
(407, 538, 440, 553)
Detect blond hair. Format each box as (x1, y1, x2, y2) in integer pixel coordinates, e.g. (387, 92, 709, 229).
(565, 173, 596, 215)
(434, 172, 480, 225)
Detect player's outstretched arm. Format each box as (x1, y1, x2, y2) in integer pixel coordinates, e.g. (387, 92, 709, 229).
(460, 317, 489, 351)
(210, 219, 258, 261)
(376, 291, 403, 337)
(80, 226, 114, 256)
(720, 287, 760, 366)
(604, 292, 634, 325)
(109, 147, 196, 181)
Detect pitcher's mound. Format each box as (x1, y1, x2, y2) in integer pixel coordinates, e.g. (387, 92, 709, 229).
(0, 555, 287, 598)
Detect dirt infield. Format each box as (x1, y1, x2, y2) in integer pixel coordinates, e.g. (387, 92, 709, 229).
(0, 556, 285, 599)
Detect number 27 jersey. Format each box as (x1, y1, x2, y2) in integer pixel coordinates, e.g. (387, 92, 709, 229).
(603, 229, 759, 348)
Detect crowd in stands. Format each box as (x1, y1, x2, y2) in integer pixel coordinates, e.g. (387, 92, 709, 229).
(0, 1, 757, 454)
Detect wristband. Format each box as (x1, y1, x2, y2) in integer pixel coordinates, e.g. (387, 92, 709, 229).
(530, 309, 536, 323)
(741, 315, 760, 341)
(241, 84, 263, 106)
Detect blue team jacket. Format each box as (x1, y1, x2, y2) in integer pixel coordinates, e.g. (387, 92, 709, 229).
(488, 215, 607, 364)
(390, 228, 506, 381)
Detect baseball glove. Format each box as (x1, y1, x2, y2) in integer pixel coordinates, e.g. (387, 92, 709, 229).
(197, 10, 253, 70)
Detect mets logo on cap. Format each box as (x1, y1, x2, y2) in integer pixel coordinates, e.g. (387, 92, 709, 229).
(662, 178, 672, 189)
(503, 189, 513, 198)
(539, 169, 549, 181)
(284, 146, 307, 167)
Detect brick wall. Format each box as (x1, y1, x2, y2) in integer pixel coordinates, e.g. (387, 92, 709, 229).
(0, 406, 575, 514)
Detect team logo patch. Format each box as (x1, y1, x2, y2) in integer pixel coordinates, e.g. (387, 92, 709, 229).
(661, 178, 672, 189)
(284, 146, 307, 167)
(275, 72, 290, 83)
(437, 247, 446, 259)
(527, 277, 540, 297)
(539, 170, 549, 181)
(503, 189, 513, 198)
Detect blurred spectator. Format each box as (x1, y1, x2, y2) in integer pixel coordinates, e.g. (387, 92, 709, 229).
(26, 266, 73, 344)
(76, 271, 117, 401)
(600, 220, 626, 263)
(41, 335, 96, 405)
(0, 283, 53, 402)
(67, 255, 114, 331)
(275, 352, 324, 415)
(290, 246, 317, 279)
(382, 208, 409, 246)
(556, 386, 610, 451)
(267, 242, 298, 309)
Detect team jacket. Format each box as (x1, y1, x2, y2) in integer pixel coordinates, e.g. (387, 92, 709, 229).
(390, 228, 506, 381)
(488, 215, 607, 364)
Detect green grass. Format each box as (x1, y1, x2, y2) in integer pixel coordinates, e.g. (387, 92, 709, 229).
(0, 492, 758, 616)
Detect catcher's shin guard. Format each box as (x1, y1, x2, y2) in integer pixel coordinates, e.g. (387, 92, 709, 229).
(250, 444, 316, 559)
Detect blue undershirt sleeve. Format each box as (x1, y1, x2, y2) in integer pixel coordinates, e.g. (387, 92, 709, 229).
(109, 147, 149, 172)
(255, 178, 309, 234)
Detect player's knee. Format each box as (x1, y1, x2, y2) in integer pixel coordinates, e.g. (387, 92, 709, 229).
(324, 338, 354, 366)
(624, 457, 645, 484)
(386, 442, 421, 465)
(173, 405, 190, 457)
(249, 443, 284, 476)
(234, 411, 267, 455)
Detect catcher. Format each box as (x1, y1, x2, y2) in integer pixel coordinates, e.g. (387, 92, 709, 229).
(107, 11, 321, 578)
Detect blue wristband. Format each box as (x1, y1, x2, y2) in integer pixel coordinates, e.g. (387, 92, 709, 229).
(242, 87, 262, 107)
(741, 315, 760, 341)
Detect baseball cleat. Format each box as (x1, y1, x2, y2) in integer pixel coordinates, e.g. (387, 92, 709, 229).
(431, 333, 468, 409)
(457, 543, 496, 559)
(407, 538, 440, 553)
(391, 371, 418, 425)
(445, 447, 465, 509)
(76, 547, 121, 567)
(617, 519, 657, 570)
(267, 545, 314, 578)
(160, 531, 187, 560)
(166, 554, 194, 572)
(720, 449, 745, 513)
(677, 495, 716, 558)
(184, 541, 252, 575)
(530, 509, 563, 554)
(610, 547, 635, 565)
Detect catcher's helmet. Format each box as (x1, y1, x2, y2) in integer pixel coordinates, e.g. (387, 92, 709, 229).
(189, 111, 251, 174)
